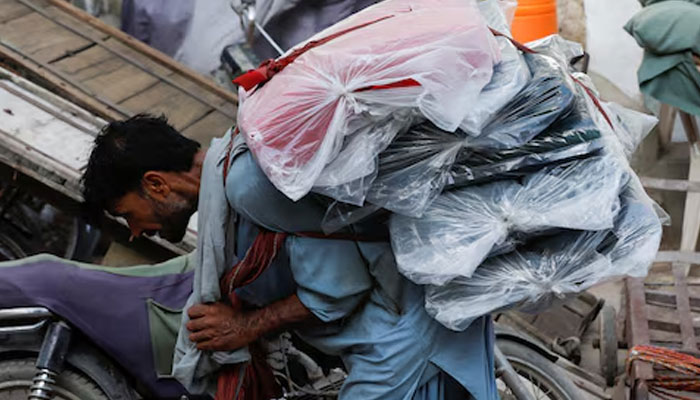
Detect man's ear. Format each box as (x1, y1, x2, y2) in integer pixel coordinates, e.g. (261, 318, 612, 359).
(141, 171, 171, 200)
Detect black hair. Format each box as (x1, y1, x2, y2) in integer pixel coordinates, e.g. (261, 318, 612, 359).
(81, 114, 200, 218)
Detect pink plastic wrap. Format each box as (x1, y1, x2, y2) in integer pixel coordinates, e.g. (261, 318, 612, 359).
(237, 0, 501, 200)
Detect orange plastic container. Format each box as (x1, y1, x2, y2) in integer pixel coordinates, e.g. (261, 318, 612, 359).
(511, 0, 558, 44)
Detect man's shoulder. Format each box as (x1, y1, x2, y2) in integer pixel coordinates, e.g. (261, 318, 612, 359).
(225, 151, 274, 208)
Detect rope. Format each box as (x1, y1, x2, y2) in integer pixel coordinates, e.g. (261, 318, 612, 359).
(627, 345, 700, 400)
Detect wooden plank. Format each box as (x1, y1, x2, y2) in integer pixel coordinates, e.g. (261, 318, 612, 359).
(641, 176, 700, 193)
(681, 149, 700, 251)
(168, 72, 233, 109)
(658, 104, 677, 150)
(181, 110, 235, 145)
(24, 2, 108, 42)
(91, 37, 174, 80)
(626, 278, 655, 381)
(655, 250, 700, 264)
(680, 111, 699, 145)
(46, 0, 238, 105)
(645, 289, 700, 313)
(673, 263, 698, 351)
(0, 80, 95, 135)
(14, 0, 235, 119)
(0, 0, 33, 24)
(50, 45, 119, 78)
(0, 41, 126, 120)
(0, 64, 105, 129)
(645, 304, 700, 335)
(119, 81, 210, 130)
(0, 11, 91, 63)
(81, 61, 165, 104)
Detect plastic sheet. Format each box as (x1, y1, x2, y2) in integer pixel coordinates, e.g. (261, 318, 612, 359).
(390, 155, 628, 286)
(466, 52, 575, 150)
(423, 186, 663, 331)
(238, 0, 500, 201)
(603, 101, 659, 159)
(364, 121, 465, 216)
(458, 38, 530, 135)
(449, 93, 604, 186)
(339, 54, 584, 217)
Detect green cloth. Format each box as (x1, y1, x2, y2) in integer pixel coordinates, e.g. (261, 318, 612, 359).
(0, 253, 195, 277)
(147, 299, 185, 377)
(625, 1, 700, 116)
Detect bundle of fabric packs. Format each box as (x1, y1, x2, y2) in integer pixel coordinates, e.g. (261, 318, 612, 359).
(389, 57, 663, 330)
(235, 0, 664, 331)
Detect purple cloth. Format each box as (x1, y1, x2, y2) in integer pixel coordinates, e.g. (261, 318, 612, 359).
(0, 259, 194, 398)
(121, 0, 194, 57)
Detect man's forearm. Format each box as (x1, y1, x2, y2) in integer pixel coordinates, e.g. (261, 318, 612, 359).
(248, 294, 313, 338)
(187, 294, 314, 351)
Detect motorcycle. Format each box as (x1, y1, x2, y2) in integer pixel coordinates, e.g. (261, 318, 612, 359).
(0, 254, 583, 400)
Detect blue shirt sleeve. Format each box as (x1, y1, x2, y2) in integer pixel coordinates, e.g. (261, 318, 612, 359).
(225, 152, 373, 321)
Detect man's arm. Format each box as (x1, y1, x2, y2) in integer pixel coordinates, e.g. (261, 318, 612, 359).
(186, 294, 312, 351)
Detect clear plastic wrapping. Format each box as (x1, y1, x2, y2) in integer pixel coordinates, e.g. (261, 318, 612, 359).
(363, 122, 465, 216)
(411, 38, 665, 331)
(449, 92, 604, 186)
(334, 52, 585, 218)
(467, 53, 576, 150)
(458, 39, 530, 135)
(423, 185, 663, 331)
(238, 0, 501, 201)
(390, 155, 628, 286)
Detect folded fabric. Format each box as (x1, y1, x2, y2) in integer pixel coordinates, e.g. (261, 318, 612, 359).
(424, 185, 662, 331)
(238, 0, 500, 201)
(349, 56, 582, 217)
(467, 52, 576, 150)
(390, 155, 628, 286)
(625, 1, 700, 116)
(449, 93, 603, 186)
(458, 37, 530, 135)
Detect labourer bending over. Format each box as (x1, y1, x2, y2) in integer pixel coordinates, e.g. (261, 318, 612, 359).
(81, 114, 497, 399)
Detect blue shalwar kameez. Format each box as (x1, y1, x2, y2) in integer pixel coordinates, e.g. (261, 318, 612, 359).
(226, 151, 497, 400)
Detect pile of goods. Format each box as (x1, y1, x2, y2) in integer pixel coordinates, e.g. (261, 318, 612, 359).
(234, 0, 663, 331)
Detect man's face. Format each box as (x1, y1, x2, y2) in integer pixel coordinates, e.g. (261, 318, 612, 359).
(111, 190, 195, 243)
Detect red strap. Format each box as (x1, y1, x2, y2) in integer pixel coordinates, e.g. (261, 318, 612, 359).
(355, 78, 421, 92)
(571, 75, 615, 129)
(220, 229, 289, 299)
(489, 28, 536, 54)
(233, 15, 396, 90)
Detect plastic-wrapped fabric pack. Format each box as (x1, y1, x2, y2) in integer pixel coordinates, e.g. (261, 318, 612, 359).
(390, 155, 629, 286)
(467, 52, 576, 150)
(449, 92, 604, 186)
(423, 185, 663, 331)
(357, 51, 582, 217)
(237, 0, 501, 201)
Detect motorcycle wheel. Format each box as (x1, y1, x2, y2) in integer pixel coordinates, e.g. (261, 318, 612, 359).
(497, 340, 583, 400)
(0, 358, 108, 400)
(0, 232, 26, 261)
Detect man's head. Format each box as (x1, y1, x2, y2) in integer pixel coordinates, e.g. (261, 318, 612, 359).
(82, 114, 202, 242)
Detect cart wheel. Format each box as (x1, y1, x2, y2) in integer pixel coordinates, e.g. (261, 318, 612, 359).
(599, 304, 618, 387)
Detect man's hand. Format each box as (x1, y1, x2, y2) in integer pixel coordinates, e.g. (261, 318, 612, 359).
(186, 294, 313, 351)
(187, 302, 259, 351)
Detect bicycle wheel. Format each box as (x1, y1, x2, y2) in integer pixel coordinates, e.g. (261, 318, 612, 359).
(497, 340, 583, 400)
